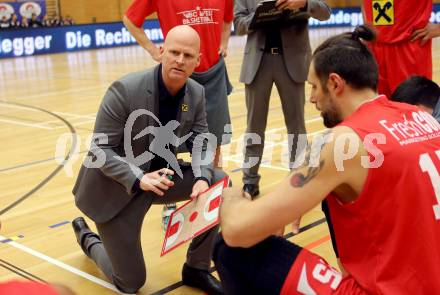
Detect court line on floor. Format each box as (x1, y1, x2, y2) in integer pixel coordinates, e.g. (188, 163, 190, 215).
(0, 118, 53, 130)
(228, 116, 322, 144)
(1, 85, 105, 102)
(0, 151, 88, 173)
(0, 105, 97, 120)
(0, 103, 326, 291)
(1, 90, 319, 131)
(0, 258, 47, 283)
(0, 112, 90, 130)
(150, 281, 183, 295)
(54, 119, 96, 129)
(0, 235, 123, 293)
(1, 127, 326, 174)
(1, 139, 328, 295)
(223, 129, 327, 171)
(0, 102, 78, 215)
(0, 262, 39, 282)
(304, 235, 331, 250)
(0, 118, 323, 174)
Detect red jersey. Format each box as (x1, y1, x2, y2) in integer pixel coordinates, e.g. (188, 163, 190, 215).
(0, 281, 59, 294)
(327, 95, 440, 294)
(125, 0, 234, 72)
(363, 0, 432, 43)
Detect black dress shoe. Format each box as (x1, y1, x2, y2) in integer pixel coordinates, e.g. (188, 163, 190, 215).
(72, 217, 101, 257)
(182, 263, 223, 295)
(243, 184, 260, 199)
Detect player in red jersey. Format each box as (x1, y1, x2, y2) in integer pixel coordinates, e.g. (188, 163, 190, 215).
(123, 0, 233, 72)
(362, 0, 440, 98)
(213, 25, 440, 294)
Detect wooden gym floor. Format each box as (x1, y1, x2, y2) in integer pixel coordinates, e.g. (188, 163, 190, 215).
(0, 27, 439, 294)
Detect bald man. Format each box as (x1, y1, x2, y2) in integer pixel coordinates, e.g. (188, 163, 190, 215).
(71, 25, 226, 294)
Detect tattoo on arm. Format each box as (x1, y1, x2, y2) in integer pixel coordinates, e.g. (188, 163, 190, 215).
(289, 130, 332, 188)
(290, 161, 324, 187)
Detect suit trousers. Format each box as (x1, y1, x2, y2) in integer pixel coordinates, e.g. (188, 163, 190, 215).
(243, 53, 306, 185)
(86, 164, 227, 293)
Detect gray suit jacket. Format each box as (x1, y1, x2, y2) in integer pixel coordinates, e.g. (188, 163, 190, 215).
(73, 65, 214, 223)
(234, 0, 331, 84)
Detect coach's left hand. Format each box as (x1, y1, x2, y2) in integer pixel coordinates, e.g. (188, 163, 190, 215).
(190, 179, 210, 199)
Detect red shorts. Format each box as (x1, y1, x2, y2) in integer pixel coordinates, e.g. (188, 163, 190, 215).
(280, 249, 367, 295)
(370, 40, 432, 98)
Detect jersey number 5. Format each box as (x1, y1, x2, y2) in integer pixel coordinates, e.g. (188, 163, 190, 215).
(419, 151, 440, 220)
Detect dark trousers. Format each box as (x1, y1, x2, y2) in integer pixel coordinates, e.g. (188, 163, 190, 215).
(213, 234, 301, 295)
(86, 166, 227, 293)
(243, 53, 306, 186)
(322, 200, 339, 258)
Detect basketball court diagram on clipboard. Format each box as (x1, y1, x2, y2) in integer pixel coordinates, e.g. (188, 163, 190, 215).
(161, 177, 229, 256)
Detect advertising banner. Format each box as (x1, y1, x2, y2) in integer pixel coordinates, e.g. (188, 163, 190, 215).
(0, 20, 163, 59)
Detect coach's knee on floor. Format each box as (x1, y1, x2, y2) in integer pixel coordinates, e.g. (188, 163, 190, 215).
(113, 272, 146, 294)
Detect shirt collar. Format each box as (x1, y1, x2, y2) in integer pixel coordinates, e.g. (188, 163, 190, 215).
(157, 64, 186, 102)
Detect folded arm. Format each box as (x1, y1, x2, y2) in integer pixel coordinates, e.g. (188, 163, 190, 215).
(123, 15, 161, 62)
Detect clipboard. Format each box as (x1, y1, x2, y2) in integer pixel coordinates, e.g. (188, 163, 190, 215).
(249, 0, 309, 30)
(160, 177, 229, 256)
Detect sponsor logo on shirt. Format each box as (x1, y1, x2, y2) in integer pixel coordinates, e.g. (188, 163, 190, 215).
(177, 6, 220, 25)
(379, 111, 440, 145)
(372, 0, 394, 26)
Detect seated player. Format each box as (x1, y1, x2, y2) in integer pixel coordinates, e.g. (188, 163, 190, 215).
(213, 26, 440, 294)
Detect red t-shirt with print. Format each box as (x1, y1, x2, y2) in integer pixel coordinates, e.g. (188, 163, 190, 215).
(126, 0, 233, 72)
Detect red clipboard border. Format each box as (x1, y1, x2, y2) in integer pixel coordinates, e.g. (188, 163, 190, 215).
(160, 177, 229, 256)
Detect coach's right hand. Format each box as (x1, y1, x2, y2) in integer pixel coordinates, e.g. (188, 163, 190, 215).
(140, 168, 174, 196)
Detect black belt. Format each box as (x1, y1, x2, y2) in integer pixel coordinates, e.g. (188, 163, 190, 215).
(263, 47, 283, 55)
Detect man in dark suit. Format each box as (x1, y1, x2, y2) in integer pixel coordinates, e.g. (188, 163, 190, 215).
(71, 25, 226, 295)
(235, 0, 330, 198)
